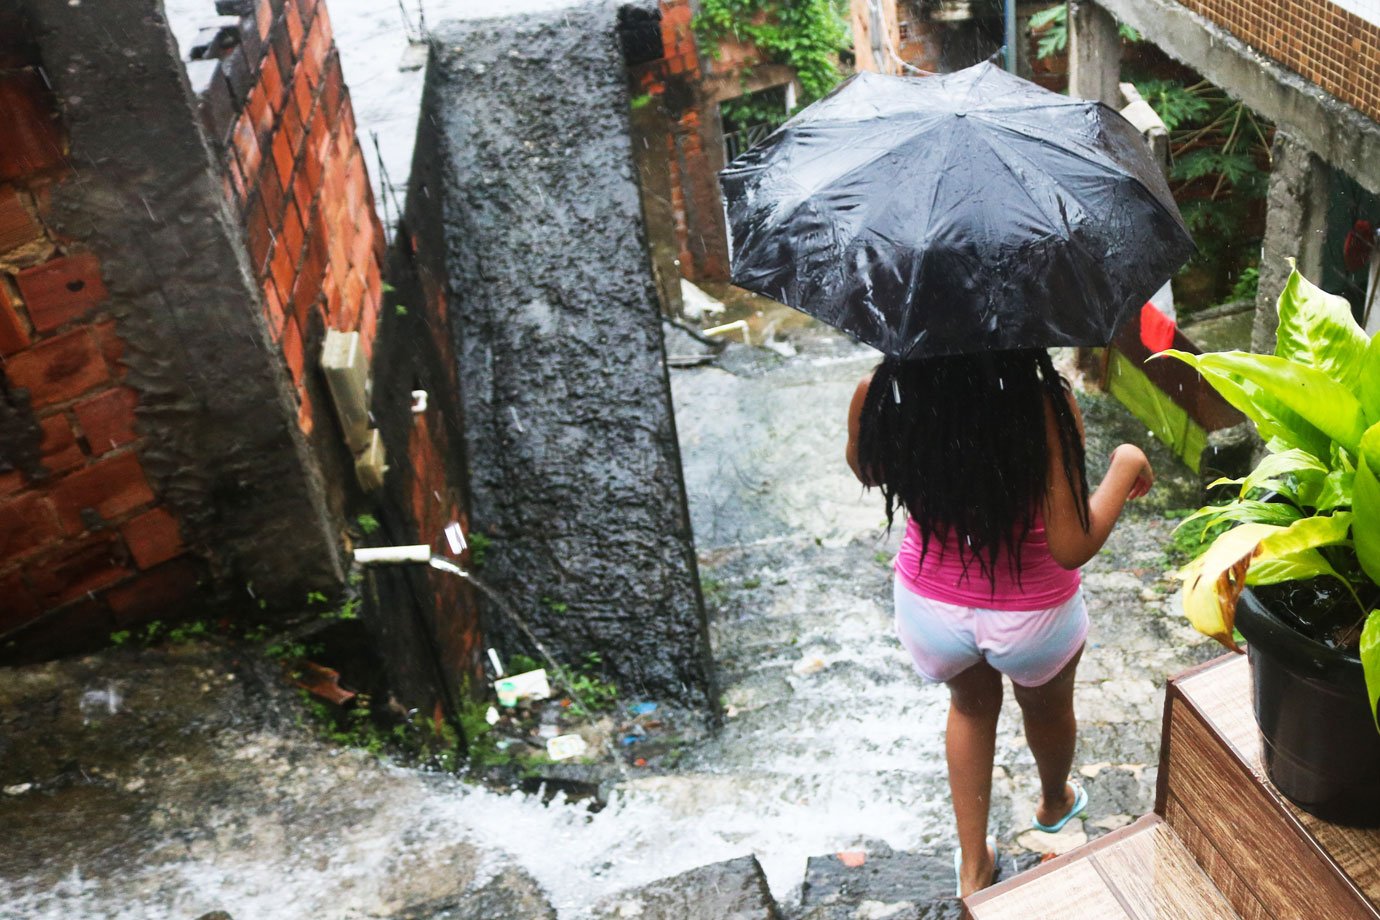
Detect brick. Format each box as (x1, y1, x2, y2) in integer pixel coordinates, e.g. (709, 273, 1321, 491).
(288, 265, 317, 326)
(263, 275, 287, 339)
(0, 491, 61, 558)
(0, 280, 31, 355)
(271, 127, 295, 191)
(322, 54, 343, 119)
(51, 450, 155, 533)
(348, 219, 373, 270)
(92, 320, 124, 377)
(297, 0, 318, 31)
(232, 114, 262, 182)
(269, 238, 296, 303)
(0, 70, 65, 181)
(245, 81, 272, 142)
(263, 153, 289, 220)
(322, 271, 341, 324)
(245, 193, 272, 275)
(119, 507, 183, 569)
(260, 47, 285, 114)
(0, 573, 41, 633)
(105, 556, 202, 624)
(341, 267, 364, 328)
(0, 597, 112, 664)
(73, 386, 138, 455)
(293, 164, 315, 222)
(28, 531, 130, 607)
(282, 315, 304, 384)
(284, 94, 306, 158)
(39, 413, 85, 474)
(284, 0, 304, 52)
(4, 327, 109, 407)
(16, 252, 109, 333)
(0, 470, 23, 496)
(256, 0, 273, 40)
(292, 64, 314, 121)
(300, 218, 327, 291)
(0, 186, 45, 256)
(280, 199, 305, 267)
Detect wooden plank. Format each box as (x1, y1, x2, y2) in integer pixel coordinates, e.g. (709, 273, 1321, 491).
(967, 857, 1132, 919)
(1090, 818, 1241, 920)
(1166, 696, 1376, 917)
(1177, 655, 1380, 908)
(967, 816, 1161, 917)
(1163, 792, 1272, 920)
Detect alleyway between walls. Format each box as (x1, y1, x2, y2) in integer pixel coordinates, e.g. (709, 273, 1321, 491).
(0, 327, 1222, 918)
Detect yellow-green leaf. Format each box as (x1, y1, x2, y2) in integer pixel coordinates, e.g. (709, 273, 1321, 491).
(1160, 350, 1331, 458)
(1246, 550, 1341, 586)
(1257, 511, 1353, 556)
(1180, 522, 1282, 651)
(1274, 268, 1370, 393)
(1354, 423, 1380, 585)
(1191, 351, 1367, 458)
(1362, 610, 1380, 732)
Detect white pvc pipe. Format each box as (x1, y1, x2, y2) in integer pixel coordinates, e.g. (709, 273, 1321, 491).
(354, 545, 432, 564)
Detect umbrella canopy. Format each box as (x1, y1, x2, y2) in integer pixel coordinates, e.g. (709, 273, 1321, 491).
(720, 62, 1196, 358)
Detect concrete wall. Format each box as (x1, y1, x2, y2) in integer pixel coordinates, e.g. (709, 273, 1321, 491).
(413, 5, 714, 706)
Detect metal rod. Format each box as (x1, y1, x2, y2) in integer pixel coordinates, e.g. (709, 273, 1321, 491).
(1004, 0, 1017, 72)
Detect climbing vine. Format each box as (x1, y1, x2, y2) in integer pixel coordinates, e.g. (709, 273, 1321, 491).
(693, 0, 852, 113)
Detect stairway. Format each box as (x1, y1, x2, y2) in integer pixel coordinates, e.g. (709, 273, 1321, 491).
(965, 655, 1380, 919)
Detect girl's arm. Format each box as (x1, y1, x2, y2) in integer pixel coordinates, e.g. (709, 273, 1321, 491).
(1042, 389, 1154, 569)
(845, 372, 874, 486)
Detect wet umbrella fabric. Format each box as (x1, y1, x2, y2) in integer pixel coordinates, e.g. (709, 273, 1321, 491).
(719, 62, 1196, 359)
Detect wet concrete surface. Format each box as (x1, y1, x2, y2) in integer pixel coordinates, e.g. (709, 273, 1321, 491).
(0, 325, 1223, 918)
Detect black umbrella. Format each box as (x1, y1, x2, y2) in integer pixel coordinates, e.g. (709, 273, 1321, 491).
(719, 62, 1196, 358)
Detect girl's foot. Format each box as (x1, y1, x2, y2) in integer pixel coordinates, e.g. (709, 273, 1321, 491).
(956, 836, 996, 898)
(1033, 781, 1082, 830)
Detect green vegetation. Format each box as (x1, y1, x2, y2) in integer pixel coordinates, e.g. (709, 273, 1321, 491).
(1030, 4, 1271, 314)
(303, 691, 462, 771)
(694, 0, 852, 129)
(1166, 269, 1380, 725)
(355, 513, 380, 535)
(467, 531, 491, 568)
(1028, 3, 1139, 58)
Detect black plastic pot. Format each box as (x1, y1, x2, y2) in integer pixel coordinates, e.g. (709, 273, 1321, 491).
(1236, 588, 1380, 826)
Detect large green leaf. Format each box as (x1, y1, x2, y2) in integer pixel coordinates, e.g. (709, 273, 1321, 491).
(1362, 610, 1380, 732)
(1246, 550, 1341, 586)
(1238, 448, 1327, 504)
(1274, 268, 1371, 394)
(1354, 423, 1380, 586)
(1312, 469, 1355, 513)
(1160, 350, 1333, 458)
(1359, 334, 1380, 424)
(1187, 351, 1366, 457)
(1257, 511, 1353, 555)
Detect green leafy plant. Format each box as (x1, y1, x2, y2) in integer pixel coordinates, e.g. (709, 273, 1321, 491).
(467, 531, 491, 568)
(1166, 268, 1380, 728)
(1029, 4, 1140, 60)
(355, 514, 380, 535)
(693, 0, 851, 108)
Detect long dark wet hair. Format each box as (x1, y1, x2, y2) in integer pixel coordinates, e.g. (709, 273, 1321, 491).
(857, 349, 1090, 584)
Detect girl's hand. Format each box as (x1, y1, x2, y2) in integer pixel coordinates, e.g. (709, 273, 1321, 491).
(1111, 444, 1154, 500)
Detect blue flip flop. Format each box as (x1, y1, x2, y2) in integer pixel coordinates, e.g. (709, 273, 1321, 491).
(953, 834, 997, 897)
(1031, 782, 1088, 833)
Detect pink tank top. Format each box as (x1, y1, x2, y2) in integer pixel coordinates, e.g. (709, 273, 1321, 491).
(894, 515, 1080, 611)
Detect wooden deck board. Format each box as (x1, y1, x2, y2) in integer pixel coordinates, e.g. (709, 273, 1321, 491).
(967, 816, 1239, 920)
(1162, 792, 1271, 920)
(1177, 655, 1380, 909)
(1090, 820, 1240, 920)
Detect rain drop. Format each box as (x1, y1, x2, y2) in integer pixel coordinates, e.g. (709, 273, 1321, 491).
(891, 378, 901, 404)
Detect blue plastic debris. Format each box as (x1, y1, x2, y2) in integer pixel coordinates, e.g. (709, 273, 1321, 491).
(620, 734, 641, 747)
(630, 702, 658, 715)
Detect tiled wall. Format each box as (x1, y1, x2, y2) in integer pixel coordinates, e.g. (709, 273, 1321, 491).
(1178, 0, 1380, 124)
(0, 22, 198, 653)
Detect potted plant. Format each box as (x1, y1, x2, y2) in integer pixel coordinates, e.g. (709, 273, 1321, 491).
(1165, 267, 1380, 826)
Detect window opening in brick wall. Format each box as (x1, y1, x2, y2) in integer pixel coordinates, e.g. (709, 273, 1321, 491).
(1322, 169, 1380, 322)
(720, 85, 790, 163)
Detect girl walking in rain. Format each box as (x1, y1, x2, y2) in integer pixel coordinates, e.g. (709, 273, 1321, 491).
(845, 350, 1154, 897)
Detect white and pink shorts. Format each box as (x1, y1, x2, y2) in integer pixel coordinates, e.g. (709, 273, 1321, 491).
(893, 579, 1088, 688)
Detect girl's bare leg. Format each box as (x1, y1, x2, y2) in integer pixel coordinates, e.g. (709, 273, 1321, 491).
(945, 659, 1003, 897)
(1012, 646, 1084, 827)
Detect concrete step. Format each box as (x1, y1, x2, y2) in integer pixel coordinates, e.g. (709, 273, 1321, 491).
(964, 814, 1239, 919)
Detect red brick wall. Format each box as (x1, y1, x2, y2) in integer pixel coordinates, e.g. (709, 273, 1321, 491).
(191, 0, 385, 438)
(0, 24, 197, 654)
